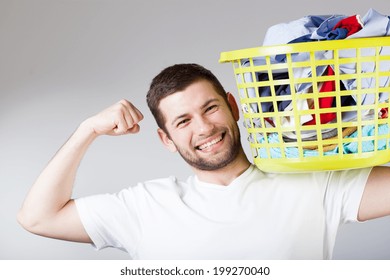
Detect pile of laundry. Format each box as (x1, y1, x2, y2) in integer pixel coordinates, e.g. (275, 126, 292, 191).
(241, 8, 390, 158)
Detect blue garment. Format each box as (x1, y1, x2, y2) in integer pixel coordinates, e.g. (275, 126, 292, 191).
(262, 15, 337, 46)
(288, 9, 390, 100)
(334, 9, 390, 107)
(278, 15, 349, 43)
(275, 15, 348, 61)
(256, 72, 291, 113)
(243, 9, 390, 120)
(240, 9, 390, 160)
(264, 9, 390, 46)
(256, 124, 390, 159)
(312, 15, 349, 39)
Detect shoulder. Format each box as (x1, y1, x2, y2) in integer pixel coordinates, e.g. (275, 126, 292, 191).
(326, 167, 372, 188)
(231, 166, 332, 198)
(251, 167, 331, 187)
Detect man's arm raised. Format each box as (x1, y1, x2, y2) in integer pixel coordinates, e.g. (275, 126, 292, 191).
(17, 99, 143, 243)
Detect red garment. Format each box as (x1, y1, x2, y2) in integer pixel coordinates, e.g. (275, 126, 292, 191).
(379, 108, 388, 119)
(304, 15, 363, 126)
(332, 15, 364, 37)
(305, 66, 336, 125)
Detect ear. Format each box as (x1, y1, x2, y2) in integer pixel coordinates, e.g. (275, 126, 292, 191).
(157, 128, 177, 153)
(227, 92, 240, 122)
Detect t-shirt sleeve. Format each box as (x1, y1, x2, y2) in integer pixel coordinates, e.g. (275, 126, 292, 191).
(74, 187, 142, 257)
(325, 167, 373, 224)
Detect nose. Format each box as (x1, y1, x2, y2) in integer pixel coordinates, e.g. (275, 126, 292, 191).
(194, 115, 214, 136)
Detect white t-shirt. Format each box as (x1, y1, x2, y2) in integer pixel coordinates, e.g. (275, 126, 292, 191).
(75, 165, 371, 259)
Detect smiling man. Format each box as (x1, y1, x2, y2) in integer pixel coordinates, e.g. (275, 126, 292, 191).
(154, 78, 248, 184)
(18, 63, 390, 259)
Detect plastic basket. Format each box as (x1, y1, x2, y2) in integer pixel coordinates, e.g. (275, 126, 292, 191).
(220, 36, 390, 172)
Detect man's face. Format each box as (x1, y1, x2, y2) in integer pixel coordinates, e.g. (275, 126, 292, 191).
(158, 80, 241, 171)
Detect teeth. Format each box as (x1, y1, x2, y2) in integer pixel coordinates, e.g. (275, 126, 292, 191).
(198, 136, 223, 150)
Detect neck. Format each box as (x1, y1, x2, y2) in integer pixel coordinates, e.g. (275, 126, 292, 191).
(192, 149, 251, 186)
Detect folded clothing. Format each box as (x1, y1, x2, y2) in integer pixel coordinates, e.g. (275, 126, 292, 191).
(255, 124, 390, 159)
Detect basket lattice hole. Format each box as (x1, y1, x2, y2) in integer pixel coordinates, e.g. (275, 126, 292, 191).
(340, 63, 357, 75)
(364, 93, 377, 106)
(340, 95, 356, 106)
(279, 115, 293, 129)
(241, 86, 256, 99)
(380, 59, 390, 71)
(361, 61, 375, 72)
(291, 52, 310, 62)
(251, 146, 259, 158)
(293, 67, 311, 79)
(316, 50, 333, 60)
(249, 133, 257, 143)
(258, 100, 272, 115)
(361, 47, 376, 56)
(360, 77, 376, 89)
(244, 118, 252, 129)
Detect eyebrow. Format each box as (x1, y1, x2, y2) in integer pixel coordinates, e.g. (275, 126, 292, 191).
(170, 98, 220, 126)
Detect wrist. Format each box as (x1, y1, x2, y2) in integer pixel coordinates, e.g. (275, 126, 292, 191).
(77, 119, 99, 141)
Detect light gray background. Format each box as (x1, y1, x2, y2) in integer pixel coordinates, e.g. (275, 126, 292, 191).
(1, 0, 389, 259)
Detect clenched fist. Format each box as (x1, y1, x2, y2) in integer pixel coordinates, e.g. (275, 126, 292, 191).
(83, 99, 144, 136)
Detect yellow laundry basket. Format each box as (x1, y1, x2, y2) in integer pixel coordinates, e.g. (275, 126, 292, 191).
(220, 36, 390, 172)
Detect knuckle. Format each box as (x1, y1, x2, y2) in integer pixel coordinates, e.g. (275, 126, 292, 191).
(118, 99, 131, 108)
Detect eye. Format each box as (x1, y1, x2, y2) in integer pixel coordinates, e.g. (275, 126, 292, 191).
(205, 104, 218, 113)
(177, 119, 190, 128)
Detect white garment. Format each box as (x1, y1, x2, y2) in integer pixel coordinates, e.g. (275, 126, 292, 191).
(75, 165, 371, 260)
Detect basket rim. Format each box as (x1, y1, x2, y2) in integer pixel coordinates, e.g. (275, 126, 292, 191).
(219, 36, 390, 63)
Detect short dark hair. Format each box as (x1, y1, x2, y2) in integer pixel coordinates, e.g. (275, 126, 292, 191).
(146, 63, 228, 132)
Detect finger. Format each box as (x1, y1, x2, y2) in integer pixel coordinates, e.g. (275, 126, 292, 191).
(130, 104, 144, 123)
(120, 100, 144, 129)
(112, 111, 130, 135)
(121, 99, 144, 122)
(126, 123, 140, 134)
(112, 122, 127, 135)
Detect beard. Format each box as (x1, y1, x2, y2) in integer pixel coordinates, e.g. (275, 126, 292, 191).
(175, 129, 241, 171)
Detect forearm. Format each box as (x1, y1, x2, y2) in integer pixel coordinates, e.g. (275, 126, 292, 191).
(18, 120, 97, 229)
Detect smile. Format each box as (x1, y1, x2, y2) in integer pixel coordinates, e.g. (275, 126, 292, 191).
(196, 133, 225, 151)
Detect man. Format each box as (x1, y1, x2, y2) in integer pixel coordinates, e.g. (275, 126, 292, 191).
(18, 63, 390, 259)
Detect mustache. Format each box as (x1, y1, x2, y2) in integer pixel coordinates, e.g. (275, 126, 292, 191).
(193, 128, 226, 143)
